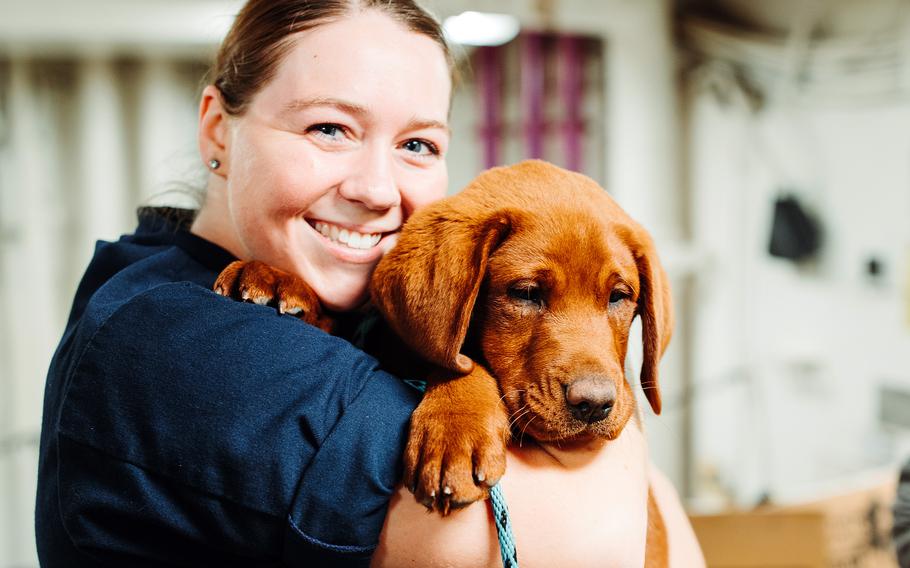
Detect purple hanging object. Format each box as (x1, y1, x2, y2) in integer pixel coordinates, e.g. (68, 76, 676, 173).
(477, 46, 502, 169)
(559, 36, 585, 172)
(521, 33, 545, 160)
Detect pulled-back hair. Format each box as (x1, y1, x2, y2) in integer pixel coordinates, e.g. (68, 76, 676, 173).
(211, 0, 453, 116)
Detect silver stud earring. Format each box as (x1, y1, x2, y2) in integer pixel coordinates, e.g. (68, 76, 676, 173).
(209, 159, 221, 171)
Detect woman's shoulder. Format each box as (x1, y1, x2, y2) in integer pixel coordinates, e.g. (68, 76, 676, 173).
(76, 245, 213, 331)
(66, 248, 398, 406)
(59, 239, 309, 391)
(76, 262, 333, 367)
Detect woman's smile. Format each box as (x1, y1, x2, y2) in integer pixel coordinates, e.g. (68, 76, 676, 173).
(305, 218, 400, 265)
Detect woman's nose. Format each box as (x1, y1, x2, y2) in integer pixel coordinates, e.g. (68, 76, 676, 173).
(338, 150, 401, 211)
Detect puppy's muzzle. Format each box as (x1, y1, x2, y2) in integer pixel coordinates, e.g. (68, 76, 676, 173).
(565, 378, 616, 424)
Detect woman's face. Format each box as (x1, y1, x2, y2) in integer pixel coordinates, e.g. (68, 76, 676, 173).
(216, 11, 451, 311)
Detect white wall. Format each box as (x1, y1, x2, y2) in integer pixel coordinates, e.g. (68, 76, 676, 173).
(685, 66, 910, 507)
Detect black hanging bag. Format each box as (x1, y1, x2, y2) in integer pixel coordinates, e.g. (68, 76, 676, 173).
(768, 195, 821, 261)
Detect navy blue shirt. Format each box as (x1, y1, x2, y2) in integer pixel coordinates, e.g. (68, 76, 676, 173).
(35, 208, 421, 567)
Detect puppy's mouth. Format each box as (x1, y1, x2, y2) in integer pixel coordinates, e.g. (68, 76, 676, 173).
(307, 219, 392, 251)
(505, 394, 606, 443)
(505, 391, 623, 443)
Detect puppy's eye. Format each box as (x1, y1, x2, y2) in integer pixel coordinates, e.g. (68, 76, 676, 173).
(508, 283, 543, 307)
(609, 288, 631, 305)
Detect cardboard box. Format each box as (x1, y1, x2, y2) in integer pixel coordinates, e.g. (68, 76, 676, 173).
(689, 476, 899, 567)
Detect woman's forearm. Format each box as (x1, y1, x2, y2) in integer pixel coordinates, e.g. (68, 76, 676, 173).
(375, 427, 657, 567)
(648, 466, 706, 567)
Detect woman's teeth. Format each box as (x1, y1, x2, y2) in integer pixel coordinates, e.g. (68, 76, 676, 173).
(313, 221, 382, 250)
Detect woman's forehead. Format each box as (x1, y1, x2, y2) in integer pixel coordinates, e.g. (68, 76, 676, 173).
(255, 11, 452, 121)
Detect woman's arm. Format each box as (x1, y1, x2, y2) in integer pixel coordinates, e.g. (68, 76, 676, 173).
(374, 424, 662, 568)
(49, 280, 419, 567)
(649, 465, 706, 567)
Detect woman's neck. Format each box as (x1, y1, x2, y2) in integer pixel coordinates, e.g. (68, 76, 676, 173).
(191, 180, 245, 260)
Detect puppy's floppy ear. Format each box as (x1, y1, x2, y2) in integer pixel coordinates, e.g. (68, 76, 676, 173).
(371, 206, 515, 374)
(635, 236, 673, 415)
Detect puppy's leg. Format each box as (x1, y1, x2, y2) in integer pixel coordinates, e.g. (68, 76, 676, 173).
(404, 364, 510, 516)
(214, 260, 334, 333)
(645, 487, 669, 568)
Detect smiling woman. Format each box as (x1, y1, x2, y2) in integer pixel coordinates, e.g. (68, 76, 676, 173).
(33, 1, 459, 566)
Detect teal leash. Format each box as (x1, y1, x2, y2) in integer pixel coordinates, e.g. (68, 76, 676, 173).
(402, 379, 519, 568)
(489, 483, 519, 568)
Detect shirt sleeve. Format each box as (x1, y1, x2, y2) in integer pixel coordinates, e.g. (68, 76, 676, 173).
(896, 459, 910, 568)
(55, 281, 421, 566)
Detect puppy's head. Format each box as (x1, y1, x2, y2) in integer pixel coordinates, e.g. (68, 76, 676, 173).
(371, 160, 673, 443)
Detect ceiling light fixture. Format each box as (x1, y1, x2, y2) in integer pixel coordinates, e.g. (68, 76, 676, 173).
(443, 11, 521, 47)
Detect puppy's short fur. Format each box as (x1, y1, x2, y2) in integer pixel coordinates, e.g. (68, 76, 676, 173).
(215, 160, 673, 566)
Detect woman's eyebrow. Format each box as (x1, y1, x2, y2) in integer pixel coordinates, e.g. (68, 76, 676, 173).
(406, 117, 450, 135)
(281, 97, 367, 117)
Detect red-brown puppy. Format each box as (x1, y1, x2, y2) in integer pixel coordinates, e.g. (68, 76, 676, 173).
(216, 160, 673, 565)
(371, 159, 672, 565)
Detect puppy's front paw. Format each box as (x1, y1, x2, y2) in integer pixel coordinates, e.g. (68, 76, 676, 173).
(214, 260, 333, 332)
(403, 369, 509, 515)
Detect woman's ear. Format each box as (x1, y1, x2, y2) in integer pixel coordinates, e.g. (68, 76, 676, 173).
(198, 85, 230, 177)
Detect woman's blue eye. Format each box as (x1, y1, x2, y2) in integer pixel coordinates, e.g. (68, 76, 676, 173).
(309, 124, 344, 139)
(403, 139, 438, 156)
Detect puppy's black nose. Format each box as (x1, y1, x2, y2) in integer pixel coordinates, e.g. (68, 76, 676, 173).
(565, 379, 616, 424)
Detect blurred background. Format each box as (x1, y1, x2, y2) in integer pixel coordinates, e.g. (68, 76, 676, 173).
(2, 0, 910, 565)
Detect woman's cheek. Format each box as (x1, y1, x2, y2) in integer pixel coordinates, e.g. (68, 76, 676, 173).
(402, 168, 448, 215)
